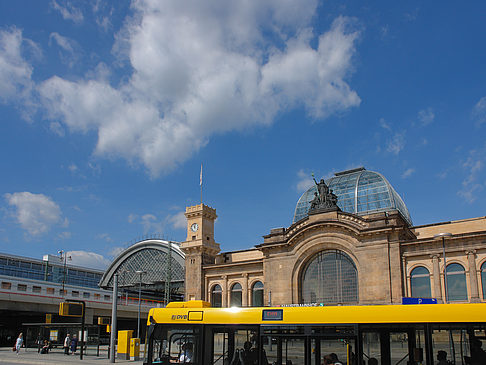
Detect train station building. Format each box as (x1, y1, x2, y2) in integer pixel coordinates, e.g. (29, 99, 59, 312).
(181, 167, 486, 307)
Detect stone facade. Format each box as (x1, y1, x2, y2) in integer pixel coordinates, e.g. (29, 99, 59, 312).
(181, 204, 486, 307)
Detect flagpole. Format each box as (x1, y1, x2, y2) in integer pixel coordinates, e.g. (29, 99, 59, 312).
(200, 163, 203, 204)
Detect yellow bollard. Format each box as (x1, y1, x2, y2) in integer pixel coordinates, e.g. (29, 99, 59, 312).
(117, 330, 133, 360)
(130, 338, 140, 361)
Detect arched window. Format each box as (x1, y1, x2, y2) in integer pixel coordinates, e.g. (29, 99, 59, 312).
(301, 250, 358, 304)
(446, 263, 467, 301)
(481, 262, 486, 300)
(211, 284, 222, 308)
(410, 266, 431, 298)
(230, 283, 242, 307)
(251, 281, 264, 307)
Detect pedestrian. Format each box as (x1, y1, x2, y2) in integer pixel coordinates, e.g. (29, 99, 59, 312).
(64, 333, 71, 355)
(36, 332, 42, 353)
(15, 332, 23, 354)
(71, 334, 78, 354)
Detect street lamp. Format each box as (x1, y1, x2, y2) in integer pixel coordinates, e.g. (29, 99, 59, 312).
(135, 270, 146, 339)
(434, 233, 452, 303)
(58, 250, 71, 296)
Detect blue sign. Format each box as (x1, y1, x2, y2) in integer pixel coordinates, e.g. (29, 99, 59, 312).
(402, 297, 437, 305)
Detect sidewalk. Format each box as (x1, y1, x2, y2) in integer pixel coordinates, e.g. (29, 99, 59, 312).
(0, 347, 144, 365)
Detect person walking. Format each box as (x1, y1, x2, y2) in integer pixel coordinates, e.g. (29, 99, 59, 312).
(70, 334, 78, 354)
(64, 333, 71, 355)
(15, 333, 23, 355)
(36, 333, 43, 353)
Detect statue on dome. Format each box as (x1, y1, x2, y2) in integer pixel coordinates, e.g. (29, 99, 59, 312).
(308, 174, 340, 214)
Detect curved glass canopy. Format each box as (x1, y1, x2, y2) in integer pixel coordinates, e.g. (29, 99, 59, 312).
(293, 168, 412, 225)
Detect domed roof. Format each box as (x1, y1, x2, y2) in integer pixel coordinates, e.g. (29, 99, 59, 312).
(293, 167, 412, 225)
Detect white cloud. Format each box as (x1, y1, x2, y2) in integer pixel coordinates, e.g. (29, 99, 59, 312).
(49, 32, 75, 53)
(417, 107, 434, 126)
(379, 117, 391, 131)
(167, 211, 186, 230)
(58, 231, 71, 239)
(128, 213, 137, 224)
(296, 169, 314, 192)
(4, 192, 64, 236)
(67, 250, 111, 270)
(401, 168, 415, 179)
(96, 233, 114, 243)
(472, 96, 486, 126)
(0, 28, 34, 104)
(50, 0, 84, 23)
(34, 2, 361, 177)
(386, 132, 405, 155)
(140, 214, 164, 234)
(458, 149, 484, 203)
(109, 246, 125, 258)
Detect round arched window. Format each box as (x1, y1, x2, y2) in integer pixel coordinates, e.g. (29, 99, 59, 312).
(410, 266, 431, 298)
(481, 261, 486, 300)
(301, 250, 358, 304)
(446, 263, 467, 301)
(230, 283, 242, 307)
(211, 284, 222, 308)
(251, 281, 264, 307)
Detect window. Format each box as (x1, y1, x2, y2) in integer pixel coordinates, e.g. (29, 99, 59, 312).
(446, 263, 468, 301)
(1, 282, 11, 290)
(410, 266, 432, 298)
(301, 250, 358, 304)
(211, 284, 222, 308)
(32, 286, 41, 293)
(94, 293, 101, 300)
(59, 289, 67, 296)
(46, 287, 54, 294)
(481, 261, 486, 300)
(104, 295, 111, 301)
(83, 292, 90, 299)
(72, 291, 79, 297)
(251, 281, 264, 307)
(17, 284, 27, 291)
(230, 283, 242, 307)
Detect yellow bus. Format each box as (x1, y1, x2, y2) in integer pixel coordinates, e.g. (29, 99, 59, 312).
(144, 301, 486, 365)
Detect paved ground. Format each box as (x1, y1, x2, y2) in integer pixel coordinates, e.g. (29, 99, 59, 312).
(0, 347, 144, 365)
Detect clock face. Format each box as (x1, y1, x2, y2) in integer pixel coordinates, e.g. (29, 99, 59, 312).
(190, 223, 199, 232)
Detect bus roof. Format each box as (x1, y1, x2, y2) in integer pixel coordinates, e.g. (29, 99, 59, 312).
(148, 302, 486, 326)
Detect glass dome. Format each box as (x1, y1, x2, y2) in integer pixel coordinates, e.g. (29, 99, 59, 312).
(293, 168, 412, 225)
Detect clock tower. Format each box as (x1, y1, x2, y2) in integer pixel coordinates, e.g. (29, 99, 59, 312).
(180, 204, 220, 301)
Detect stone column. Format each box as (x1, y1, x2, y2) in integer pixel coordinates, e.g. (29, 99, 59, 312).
(222, 275, 228, 308)
(242, 274, 249, 307)
(430, 255, 442, 302)
(402, 257, 408, 297)
(466, 250, 480, 302)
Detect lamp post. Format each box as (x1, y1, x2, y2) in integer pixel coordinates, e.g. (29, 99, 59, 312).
(434, 233, 452, 303)
(135, 270, 146, 339)
(58, 250, 71, 296)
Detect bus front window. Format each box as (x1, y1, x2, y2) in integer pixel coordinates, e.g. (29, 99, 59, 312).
(148, 325, 200, 365)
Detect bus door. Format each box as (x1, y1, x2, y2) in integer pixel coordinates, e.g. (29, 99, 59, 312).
(310, 325, 357, 365)
(204, 325, 260, 365)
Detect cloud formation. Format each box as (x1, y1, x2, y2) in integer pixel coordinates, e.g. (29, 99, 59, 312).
(472, 96, 486, 126)
(0, 28, 34, 104)
(50, 0, 84, 24)
(4, 192, 65, 236)
(68, 250, 111, 270)
(4, 1, 362, 177)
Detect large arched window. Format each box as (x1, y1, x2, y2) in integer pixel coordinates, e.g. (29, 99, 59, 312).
(446, 263, 467, 301)
(481, 262, 486, 300)
(410, 266, 432, 298)
(230, 283, 242, 307)
(251, 281, 264, 307)
(301, 250, 358, 304)
(211, 284, 222, 308)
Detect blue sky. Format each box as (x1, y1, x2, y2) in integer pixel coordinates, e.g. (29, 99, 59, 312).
(1, 0, 485, 269)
